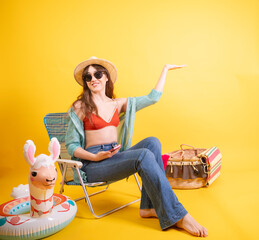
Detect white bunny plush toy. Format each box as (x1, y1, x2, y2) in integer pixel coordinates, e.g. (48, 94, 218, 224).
(23, 138, 60, 218)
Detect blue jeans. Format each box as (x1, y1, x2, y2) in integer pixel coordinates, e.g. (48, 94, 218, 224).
(81, 137, 188, 230)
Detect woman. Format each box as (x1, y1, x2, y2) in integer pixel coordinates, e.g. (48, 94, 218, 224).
(65, 56, 208, 237)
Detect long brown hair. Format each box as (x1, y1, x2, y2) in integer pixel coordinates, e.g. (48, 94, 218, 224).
(73, 64, 116, 119)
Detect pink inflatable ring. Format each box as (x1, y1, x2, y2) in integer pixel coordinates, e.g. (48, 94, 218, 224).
(0, 193, 77, 239)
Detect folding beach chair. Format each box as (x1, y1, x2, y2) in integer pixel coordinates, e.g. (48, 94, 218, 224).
(44, 113, 141, 218)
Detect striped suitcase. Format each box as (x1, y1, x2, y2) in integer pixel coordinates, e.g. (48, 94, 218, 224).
(198, 147, 222, 186)
(164, 145, 222, 189)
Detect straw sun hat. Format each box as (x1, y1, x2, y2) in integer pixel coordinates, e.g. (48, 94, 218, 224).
(74, 56, 118, 86)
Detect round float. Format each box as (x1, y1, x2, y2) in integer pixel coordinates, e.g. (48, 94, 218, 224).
(0, 193, 77, 239)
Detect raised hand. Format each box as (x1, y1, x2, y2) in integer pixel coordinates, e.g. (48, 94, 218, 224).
(164, 64, 187, 71)
(154, 64, 187, 92)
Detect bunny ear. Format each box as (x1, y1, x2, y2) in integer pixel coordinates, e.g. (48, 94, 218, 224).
(48, 137, 60, 162)
(23, 140, 36, 166)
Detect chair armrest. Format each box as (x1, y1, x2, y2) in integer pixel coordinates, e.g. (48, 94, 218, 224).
(57, 159, 83, 168)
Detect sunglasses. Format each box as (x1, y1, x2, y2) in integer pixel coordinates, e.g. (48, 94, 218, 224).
(84, 71, 105, 82)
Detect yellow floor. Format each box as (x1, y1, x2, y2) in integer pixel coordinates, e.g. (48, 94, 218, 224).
(0, 164, 258, 240)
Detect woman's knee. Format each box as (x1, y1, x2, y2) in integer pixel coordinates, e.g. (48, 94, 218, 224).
(136, 148, 161, 174)
(137, 148, 156, 166)
(144, 137, 161, 151)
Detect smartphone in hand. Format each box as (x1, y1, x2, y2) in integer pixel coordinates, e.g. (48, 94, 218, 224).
(110, 144, 121, 152)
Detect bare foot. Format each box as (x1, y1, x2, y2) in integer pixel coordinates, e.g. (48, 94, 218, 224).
(139, 209, 158, 218)
(175, 213, 208, 237)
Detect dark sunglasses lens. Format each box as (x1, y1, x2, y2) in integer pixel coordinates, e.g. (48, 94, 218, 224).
(94, 71, 103, 79)
(85, 74, 92, 82)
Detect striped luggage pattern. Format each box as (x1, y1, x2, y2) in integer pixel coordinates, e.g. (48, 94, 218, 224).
(198, 147, 222, 186)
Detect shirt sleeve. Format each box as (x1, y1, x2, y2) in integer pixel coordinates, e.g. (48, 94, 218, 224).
(65, 109, 85, 158)
(135, 89, 162, 112)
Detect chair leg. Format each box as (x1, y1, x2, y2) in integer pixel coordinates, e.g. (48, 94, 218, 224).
(59, 163, 67, 194)
(74, 185, 109, 202)
(89, 198, 140, 218)
(133, 173, 142, 191)
(75, 167, 140, 218)
(89, 185, 109, 197)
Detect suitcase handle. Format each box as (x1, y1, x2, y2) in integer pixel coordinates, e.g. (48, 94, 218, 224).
(180, 144, 196, 150)
(169, 144, 199, 160)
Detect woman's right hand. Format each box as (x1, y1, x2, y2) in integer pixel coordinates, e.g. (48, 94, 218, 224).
(73, 146, 120, 162)
(93, 148, 120, 161)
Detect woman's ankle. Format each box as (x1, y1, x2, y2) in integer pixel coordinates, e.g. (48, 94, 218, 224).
(139, 209, 157, 218)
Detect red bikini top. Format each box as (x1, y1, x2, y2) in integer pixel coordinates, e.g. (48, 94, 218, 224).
(83, 108, 120, 130)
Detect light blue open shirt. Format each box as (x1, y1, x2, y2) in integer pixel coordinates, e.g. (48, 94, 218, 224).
(65, 89, 162, 183)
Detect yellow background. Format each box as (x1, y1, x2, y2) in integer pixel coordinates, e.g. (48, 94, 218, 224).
(0, 0, 258, 239)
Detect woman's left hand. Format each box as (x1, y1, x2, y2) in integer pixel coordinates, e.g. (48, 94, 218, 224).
(154, 63, 187, 92)
(164, 64, 187, 71)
